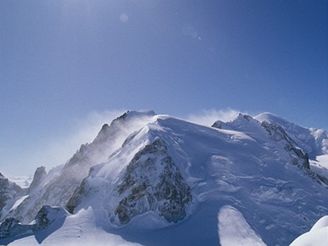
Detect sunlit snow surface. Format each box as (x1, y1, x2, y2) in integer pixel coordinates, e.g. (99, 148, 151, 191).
(291, 215, 328, 246)
(10, 209, 141, 246)
(10, 195, 29, 211)
(2, 111, 328, 245)
(310, 154, 328, 179)
(218, 206, 266, 246)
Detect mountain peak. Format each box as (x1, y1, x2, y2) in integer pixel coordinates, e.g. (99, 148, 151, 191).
(93, 110, 156, 144)
(29, 166, 47, 192)
(236, 113, 253, 121)
(100, 123, 110, 131)
(93, 124, 111, 143)
(254, 112, 290, 125)
(112, 110, 156, 123)
(2, 110, 328, 246)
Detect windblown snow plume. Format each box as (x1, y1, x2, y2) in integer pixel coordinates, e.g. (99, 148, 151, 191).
(1, 110, 328, 246)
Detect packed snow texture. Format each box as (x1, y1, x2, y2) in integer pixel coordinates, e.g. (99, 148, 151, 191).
(218, 206, 266, 246)
(291, 215, 328, 246)
(309, 154, 328, 180)
(9, 208, 141, 246)
(1, 110, 328, 246)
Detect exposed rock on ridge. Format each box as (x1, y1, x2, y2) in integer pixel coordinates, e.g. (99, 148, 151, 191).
(113, 138, 192, 224)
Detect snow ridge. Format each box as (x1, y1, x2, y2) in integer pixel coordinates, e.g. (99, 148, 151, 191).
(1, 111, 328, 246)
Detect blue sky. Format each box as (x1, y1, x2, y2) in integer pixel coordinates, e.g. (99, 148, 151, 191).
(0, 0, 327, 175)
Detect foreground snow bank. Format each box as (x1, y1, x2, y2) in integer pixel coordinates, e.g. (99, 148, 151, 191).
(218, 206, 266, 246)
(291, 215, 328, 246)
(9, 208, 141, 246)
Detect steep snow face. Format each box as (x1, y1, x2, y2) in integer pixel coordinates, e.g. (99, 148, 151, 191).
(3, 111, 156, 224)
(218, 206, 266, 246)
(0, 173, 24, 220)
(3, 111, 328, 246)
(65, 110, 156, 173)
(213, 113, 310, 170)
(253, 112, 328, 180)
(309, 155, 328, 181)
(67, 138, 192, 226)
(57, 115, 328, 245)
(255, 112, 328, 158)
(291, 215, 328, 246)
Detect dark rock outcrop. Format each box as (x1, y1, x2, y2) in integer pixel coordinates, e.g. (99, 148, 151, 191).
(0, 173, 23, 219)
(34, 205, 68, 230)
(261, 121, 310, 169)
(0, 217, 20, 238)
(0, 205, 68, 245)
(114, 138, 192, 224)
(66, 178, 90, 214)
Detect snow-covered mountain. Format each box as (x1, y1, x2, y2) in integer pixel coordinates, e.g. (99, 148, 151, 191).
(0, 174, 24, 220)
(1, 111, 328, 246)
(255, 112, 328, 158)
(1, 111, 156, 224)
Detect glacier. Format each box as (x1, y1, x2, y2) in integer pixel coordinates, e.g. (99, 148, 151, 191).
(1, 110, 328, 246)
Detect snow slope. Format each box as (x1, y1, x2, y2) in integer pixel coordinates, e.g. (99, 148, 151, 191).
(40, 114, 328, 244)
(310, 154, 328, 180)
(255, 112, 328, 158)
(218, 206, 266, 246)
(291, 215, 328, 246)
(9, 208, 141, 246)
(2, 111, 156, 223)
(1, 111, 328, 246)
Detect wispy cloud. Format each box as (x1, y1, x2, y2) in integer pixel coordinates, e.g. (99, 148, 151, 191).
(8, 108, 246, 176)
(119, 13, 129, 23)
(185, 108, 241, 126)
(31, 109, 125, 171)
(37, 108, 241, 171)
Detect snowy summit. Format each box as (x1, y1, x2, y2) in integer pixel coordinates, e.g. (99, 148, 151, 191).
(1, 110, 328, 246)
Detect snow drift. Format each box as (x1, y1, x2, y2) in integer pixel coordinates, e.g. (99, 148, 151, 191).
(1, 110, 328, 246)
